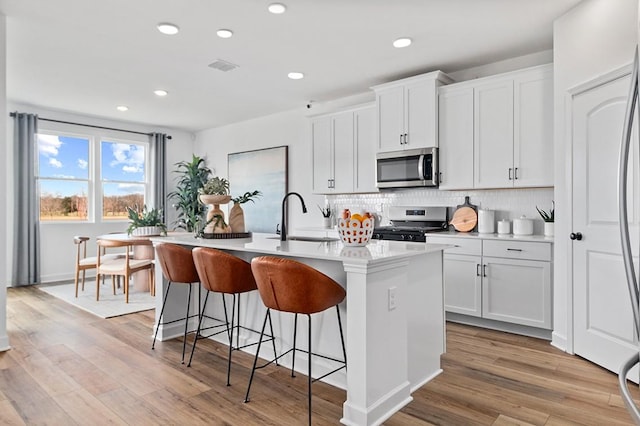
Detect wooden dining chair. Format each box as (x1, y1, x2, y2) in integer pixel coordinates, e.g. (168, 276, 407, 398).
(73, 236, 122, 298)
(95, 239, 155, 303)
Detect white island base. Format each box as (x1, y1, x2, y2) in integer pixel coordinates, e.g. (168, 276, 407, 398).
(150, 233, 447, 426)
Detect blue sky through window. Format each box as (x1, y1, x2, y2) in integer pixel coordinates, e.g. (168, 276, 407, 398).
(38, 134, 89, 182)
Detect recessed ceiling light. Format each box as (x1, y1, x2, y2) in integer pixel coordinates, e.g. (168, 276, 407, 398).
(287, 72, 304, 80)
(216, 29, 233, 39)
(268, 3, 287, 14)
(393, 37, 412, 48)
(116, 105, 129, 112)
(154, 89, 168, 97)
(157, 23, 180, 35)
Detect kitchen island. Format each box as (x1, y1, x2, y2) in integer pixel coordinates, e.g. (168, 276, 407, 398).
(149, 233, 449, 426)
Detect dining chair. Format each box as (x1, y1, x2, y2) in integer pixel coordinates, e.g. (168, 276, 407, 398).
(73, 236, 122, 298)
(95, 239, 155, 303)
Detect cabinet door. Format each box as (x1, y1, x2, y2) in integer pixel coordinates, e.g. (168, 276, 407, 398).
(354, 106, 377, 193)
(482, 257, 551, 329)
(332, 112, 354, 193)
(438, 86, 474, 189)
(312, 117, 332, 193)
(443, 254, 482, 317)
(377, 87, 405, 152)
(474, 79, 514, 188)
(514, 66, 553, 187)
(405, 80, 438, 149)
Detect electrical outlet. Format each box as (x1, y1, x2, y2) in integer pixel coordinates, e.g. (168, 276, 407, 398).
(388, 286, 397, 311)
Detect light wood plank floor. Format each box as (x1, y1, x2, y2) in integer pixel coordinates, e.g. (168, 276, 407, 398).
(3, 285, 640, 425)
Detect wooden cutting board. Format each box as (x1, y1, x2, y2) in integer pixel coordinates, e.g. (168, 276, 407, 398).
(450, 196, 478, 232)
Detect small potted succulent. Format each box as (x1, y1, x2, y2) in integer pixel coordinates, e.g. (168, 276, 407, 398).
(199, 177, 232, 234)
(126, 205, 167, 236)
(536, 201, 554, 237)
(229, 190, 262, 233)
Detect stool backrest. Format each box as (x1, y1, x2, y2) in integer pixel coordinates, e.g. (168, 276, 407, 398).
(250, 256, 346, 315)
(156, 243, 199, 283)
(192, 247, 257, 294)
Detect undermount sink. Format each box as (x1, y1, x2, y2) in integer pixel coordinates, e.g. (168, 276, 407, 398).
(267, 236, 340, 242)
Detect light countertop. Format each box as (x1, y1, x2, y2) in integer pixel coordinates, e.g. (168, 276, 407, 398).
(150, 232, 451, 265)
(426, 230, 554, 243)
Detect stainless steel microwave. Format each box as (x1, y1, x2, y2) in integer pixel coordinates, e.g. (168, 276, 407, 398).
(376, 147, 438, 189)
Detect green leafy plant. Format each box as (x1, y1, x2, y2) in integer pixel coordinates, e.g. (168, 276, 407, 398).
(126, 205, 167, 235)
(317, 205, 331, 218)
(232, 190, 261, 204)
(167, 154, 212, 232)
(200, 177, 230, 196)
(536, 201, 554, 223)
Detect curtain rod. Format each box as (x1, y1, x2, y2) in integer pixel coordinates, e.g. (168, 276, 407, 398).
(9, 112, 172, 139)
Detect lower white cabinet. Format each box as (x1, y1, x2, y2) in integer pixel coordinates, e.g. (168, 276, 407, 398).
(427, 235, 552, 330)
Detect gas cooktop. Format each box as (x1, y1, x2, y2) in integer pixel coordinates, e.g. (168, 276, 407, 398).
(372, 206, 449, 242)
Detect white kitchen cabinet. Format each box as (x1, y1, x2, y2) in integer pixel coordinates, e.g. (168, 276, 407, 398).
(373, 71, 453, 153)
(311, 104, 376, 194)
(438, 86, 474, 189)
(437, 64, 553, 190)
(426, 235, 552, 331)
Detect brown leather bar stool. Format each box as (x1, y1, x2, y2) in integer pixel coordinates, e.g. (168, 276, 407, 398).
(245, 256, 347, 426)
(190, 247, 277, 386)
(153, 243, 205, 363)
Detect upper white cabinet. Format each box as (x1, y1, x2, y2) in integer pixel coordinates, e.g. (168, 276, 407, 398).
(373, 71, 453, 153)
(311, 104, 377, 194)
(438, 64, 553, 190)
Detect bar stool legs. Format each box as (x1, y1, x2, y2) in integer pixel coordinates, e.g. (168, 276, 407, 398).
(244, 306, 347, 426)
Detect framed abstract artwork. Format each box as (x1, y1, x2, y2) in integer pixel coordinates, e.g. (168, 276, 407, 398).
(228, 146, 288, 234)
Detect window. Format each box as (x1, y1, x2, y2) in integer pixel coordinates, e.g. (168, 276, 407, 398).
(101, 140, 146, 220)
(36, 132, 148, 222)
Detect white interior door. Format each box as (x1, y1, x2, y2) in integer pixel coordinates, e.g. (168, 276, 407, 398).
(572, 70, 640, 379)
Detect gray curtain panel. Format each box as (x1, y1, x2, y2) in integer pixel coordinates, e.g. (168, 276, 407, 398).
(12, 113, 40, 285)
(150, 133, 167, 224)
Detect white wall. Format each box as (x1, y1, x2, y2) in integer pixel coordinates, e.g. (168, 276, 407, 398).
(0, 14, 9, 351)
(5, 102, 194, 284)
(553, 0, 638, 350)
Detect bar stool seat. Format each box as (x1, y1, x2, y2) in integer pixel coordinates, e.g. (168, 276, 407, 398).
(190, 247, 277, 386)
(244, 256, 347, 426)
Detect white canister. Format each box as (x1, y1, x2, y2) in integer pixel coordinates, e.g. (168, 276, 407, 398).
(497, 219, 511, 235)
(477, 209, 495, 234)
(513, 216, 534, 236)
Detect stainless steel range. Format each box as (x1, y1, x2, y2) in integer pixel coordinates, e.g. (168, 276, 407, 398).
(372, 206, 449, 242)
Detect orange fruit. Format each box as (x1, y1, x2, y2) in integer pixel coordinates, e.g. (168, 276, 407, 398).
(351, 213, 363, 222)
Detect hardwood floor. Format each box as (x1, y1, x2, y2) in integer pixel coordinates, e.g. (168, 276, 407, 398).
(3, 285, 640, 425)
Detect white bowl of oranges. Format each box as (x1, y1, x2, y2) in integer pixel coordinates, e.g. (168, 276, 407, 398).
(337, 209, 374, 247)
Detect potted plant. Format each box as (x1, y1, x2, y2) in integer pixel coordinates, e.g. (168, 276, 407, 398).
(229, 190, 261, 233)
(126, 205, 167, 236)
(318, 205, 332, 228)
(167, 154, 212, 232)
(536, 201, 554, 237)
(199, 177, 232, 233)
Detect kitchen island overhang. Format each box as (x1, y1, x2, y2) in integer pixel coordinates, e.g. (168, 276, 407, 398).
(149, 233, 449, 426)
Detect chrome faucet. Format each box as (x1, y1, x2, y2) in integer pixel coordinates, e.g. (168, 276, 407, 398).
(280, 192, 307, 241)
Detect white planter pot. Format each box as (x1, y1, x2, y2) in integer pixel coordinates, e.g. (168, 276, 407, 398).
(544, 222, 554, 237)
(131, 226, 163, 236)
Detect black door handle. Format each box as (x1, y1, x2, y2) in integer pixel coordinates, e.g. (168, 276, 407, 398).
(570, 232, 583, 241)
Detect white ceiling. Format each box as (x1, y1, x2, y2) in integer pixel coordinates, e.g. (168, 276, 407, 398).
(0, 0, 581, 133)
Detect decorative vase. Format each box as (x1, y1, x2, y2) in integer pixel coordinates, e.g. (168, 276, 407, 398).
(544, 222, 554, 237)
(323, 217, 332, 229)
(199, 194, 232, 234)
(229, 203, 245, 233)
(131, 226, 163, 237)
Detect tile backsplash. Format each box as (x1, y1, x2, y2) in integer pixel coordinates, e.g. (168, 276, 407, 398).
(327, 187, 554, 235)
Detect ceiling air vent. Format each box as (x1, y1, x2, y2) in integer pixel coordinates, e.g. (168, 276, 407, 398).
(208, 59, 238, 72)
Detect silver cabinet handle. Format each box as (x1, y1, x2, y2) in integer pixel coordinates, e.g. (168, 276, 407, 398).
(439, 172, 443, 184)
(508, 168, 513, 180)
(514, 167, 519, 180)
(404, 133, 408, 144)
(476, 264, 481, 277)
(399, 134, 403, 145)
(482, 264, 487, 277)
(507, 248, 523, 252)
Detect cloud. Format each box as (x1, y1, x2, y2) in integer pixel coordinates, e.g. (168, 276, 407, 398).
(38, 134, 62, 157)
(77, 159, 88, 169)
(117, 183, 144, 194)
(108, 143, 145, 174)
(49, 158, 63, 168)
(52, 174, 76, 179)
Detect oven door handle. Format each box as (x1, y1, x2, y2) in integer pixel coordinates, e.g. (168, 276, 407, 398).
(417, 154, 425, 180)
